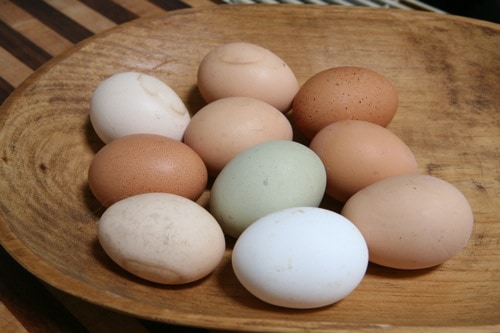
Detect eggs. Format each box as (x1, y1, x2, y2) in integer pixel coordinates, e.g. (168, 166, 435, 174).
(209, 140, 327, 238)
(88, 133, 207, 207)
(98, 193, 225, 284)
(341, 174, 474, 269)
(309, 120, 419, 202)
(183, 96, 293, 176)
(291, 66, 398, 139)
(85, 42, 474, 305)
(90, 72, 191, 143)
(197, 42, 299, 112)
(232, 207, 368, 309)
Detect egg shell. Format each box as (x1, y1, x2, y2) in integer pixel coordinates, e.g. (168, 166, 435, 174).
(291, 66, 398, 139)
(209, 140, 327, 238)
(232, 207, 368, 309)
(97, 193, 226, 284)
(88, 134, 207, 207)
(309, 119, 418, 202)
(90, 72, 190, 143)
(183, 96, 293, 176)
(341, 174, 474, 270)
(197, 42, 299, 113)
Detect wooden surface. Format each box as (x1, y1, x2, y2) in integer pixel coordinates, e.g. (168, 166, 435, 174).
(1, 1, 499, 332)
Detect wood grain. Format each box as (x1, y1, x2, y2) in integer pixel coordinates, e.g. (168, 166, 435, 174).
(0, 4, 499, 332)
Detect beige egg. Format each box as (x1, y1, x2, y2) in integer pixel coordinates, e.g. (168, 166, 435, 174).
(183, 97, 293, 176)
(98, 193, 226, 284)
(309, 120, 418, 202)
(197, 42, 299, 113)
(341, 174, 474, 270)
(292, 66, 398, 139)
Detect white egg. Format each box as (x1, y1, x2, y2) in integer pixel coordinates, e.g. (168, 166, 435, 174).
(90, 72, 190, 143)
(98, 192, 225, 285)
(232, 207, 368, 309)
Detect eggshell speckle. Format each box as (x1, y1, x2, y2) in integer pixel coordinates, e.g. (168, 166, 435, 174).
(197, 42, 299, 112)
(341, 174, 474, 269)
(232, 207, 368, 309)
(88, 134, 207, 207)
(183, 97, 293, 176)
(90, 72, 190, 143)
(292, 66, 398, 139)
(98, 193, 225, 284)
(309, 120, 418, 202)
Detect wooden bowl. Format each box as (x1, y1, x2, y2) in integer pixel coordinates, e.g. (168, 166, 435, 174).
(0, 5, 499, 332)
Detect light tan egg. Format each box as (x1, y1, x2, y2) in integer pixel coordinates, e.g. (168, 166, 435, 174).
(197, 42, 299, 113)
(341, 174, 474, 270)
(183, 97, 293, 176)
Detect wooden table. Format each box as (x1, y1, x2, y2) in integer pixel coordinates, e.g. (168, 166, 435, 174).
(0, 1, 492, 332)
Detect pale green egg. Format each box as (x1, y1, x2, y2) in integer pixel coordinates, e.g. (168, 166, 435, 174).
(209, 140, 326, 238)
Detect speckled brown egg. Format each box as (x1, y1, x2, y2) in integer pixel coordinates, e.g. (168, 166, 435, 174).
(88, 134, 207, 207)
(292, 66, 398, 139)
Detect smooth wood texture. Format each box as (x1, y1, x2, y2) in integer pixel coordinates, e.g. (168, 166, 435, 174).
(0, 4, 499, 332)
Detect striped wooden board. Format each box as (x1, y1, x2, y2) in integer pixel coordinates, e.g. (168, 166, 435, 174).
(0, 0, 226, 106)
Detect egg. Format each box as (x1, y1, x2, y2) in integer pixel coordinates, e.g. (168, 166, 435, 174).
(292, 66, 398, 139)
(309, 120, 418, 202)
(341, 174, 474, 269)
(98, 193, 225, 284)
(232, 207, 368, 309)
(88, 133, 207, 207)
(90, 72, 190, 143)
(183, 97, 293, 176)
(197, 42, 299, 113)
(209, 140, 326, 238)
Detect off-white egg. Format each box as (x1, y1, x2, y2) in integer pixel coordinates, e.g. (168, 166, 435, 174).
(97, 193, 225, 284)
(232, 207, 368, 309)
(90, 72, 190, 143)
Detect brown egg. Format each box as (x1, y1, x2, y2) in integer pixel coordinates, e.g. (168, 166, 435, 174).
(183, 97, 293, 176)
(292, 66, 398, 139)
(309, 120, 418, 202)
(197, 42, 299, 113)
(88, 134, 207, 207)
(341, 174, 474, 270)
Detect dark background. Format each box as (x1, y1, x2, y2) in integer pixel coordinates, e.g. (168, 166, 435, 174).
(425, 0, 500, 23)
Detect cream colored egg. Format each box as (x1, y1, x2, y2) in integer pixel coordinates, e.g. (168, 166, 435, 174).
(98, 193, 225, 284)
